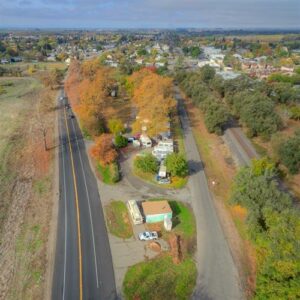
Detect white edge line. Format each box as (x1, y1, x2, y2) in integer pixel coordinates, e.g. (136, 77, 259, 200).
(71, 118, 100, 288)
(59, 98, 68, 300)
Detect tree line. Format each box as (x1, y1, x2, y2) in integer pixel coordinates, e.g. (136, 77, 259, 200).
(230, 158, 300, 299)
(175, 66, 300, 174)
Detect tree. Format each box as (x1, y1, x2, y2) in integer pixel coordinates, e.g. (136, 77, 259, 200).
(90, 134, 118, 166)
(41, 68, 63, 89)
(251, 157, 277, 177)
(270, 82, 299, 104)
(165, 153, 188, 177)
(203, 100, 230, 135)
(232, 92, 282, 138)
(108, 118, 125, 135)
(134, 154, 158, 174)
(77, 66, 116, 136)
(199, 65, 216, 83)
(278, 132, 300, 174)
(255, 209, 300, 299)
(230, 164, 291, 235)
(130, 69, 176, 137)
(114, 134, 128, 148)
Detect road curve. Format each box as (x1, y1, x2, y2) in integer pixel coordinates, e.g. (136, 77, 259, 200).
(175, 87, 244, 300)
(52, 89, 117, 300)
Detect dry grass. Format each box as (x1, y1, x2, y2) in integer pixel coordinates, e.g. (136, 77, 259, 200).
(0, 76, 56, 299)
(104, 201, 133, 239)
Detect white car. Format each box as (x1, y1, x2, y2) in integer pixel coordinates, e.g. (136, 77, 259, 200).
(138, 231, 158, 241)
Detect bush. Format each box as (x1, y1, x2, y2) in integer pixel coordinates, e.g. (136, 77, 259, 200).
(165, 153, 188, 177)
(108, 118, 125, 135)
(134, 154, 158, 174)
(114, 134, 128, 148)
(289, 106, 300, 120)
(97, 162, 120, 184)
(278, 132, 300, 174)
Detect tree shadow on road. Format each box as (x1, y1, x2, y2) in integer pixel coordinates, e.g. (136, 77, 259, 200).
(188, 159, 204, 174)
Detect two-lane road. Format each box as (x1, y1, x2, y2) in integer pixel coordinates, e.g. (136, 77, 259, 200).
(52, 90, 116, 300)
(175, 86, 244, 300)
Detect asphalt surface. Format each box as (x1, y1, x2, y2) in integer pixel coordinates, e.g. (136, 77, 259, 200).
(223, 127, 259, 167)
(175, 87, 244, 300)
(52, 89, 117, 300)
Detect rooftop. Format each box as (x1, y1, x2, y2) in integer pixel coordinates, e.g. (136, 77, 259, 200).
(142, 200, 172, 216)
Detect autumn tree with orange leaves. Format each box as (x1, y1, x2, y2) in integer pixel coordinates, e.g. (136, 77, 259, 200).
(76, 60, 116, 136)
(90, 134, 117, 166)
(65, 59, 81, 107)
(129, 68, 176, 137)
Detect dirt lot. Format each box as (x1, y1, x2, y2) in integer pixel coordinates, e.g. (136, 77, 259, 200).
(183, 95, 256, 298)
(0, 76, 57, 299)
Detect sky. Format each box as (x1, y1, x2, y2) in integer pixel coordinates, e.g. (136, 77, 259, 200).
(0, 0, 299, 29)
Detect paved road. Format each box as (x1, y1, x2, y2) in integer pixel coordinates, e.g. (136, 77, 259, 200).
(175, 87, 244, 300)
(52, 90, 117, 300)
(223, 126, 259, 167)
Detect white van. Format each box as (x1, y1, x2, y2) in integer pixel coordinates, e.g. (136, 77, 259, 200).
(126, 200, 143, 225)
(140, 135, 152, 148)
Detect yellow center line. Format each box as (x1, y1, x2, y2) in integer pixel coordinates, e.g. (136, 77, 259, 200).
(63, 108, 83, 300)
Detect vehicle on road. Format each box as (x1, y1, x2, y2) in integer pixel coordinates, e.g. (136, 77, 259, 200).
(138, 231, 158, 241)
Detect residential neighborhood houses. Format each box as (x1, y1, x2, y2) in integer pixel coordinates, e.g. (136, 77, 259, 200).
(1, 28, 300, 300)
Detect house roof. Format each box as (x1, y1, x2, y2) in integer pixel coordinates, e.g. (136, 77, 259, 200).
(142, 201, 172, 216)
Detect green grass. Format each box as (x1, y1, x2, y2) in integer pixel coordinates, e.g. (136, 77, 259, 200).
(251, 140, 268, 157)
(123, 254, 197, 300)
(169, 201, 196, 239)
(33, 176, 51, 196)
(97, 162, 119, 184)
(133, 163, 188, 189)
(105, 201, 133, 239)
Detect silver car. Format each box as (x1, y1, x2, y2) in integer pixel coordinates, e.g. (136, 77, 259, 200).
(138, 231, 158, 241)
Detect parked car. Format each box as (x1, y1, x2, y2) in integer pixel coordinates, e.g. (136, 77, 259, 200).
(138, 231, 158, 241)
(155, 175, 171, 184)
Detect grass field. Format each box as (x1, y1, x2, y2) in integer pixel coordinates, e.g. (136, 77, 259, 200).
(123, 254, 197, 300)
(0, 75, 56, 299)
(105, 201, 133, 239)
(0, 77, 42, 230)
(97, 162, 119, 184)
(169, 201, 196, 239)
(1, 61, 66, 72)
